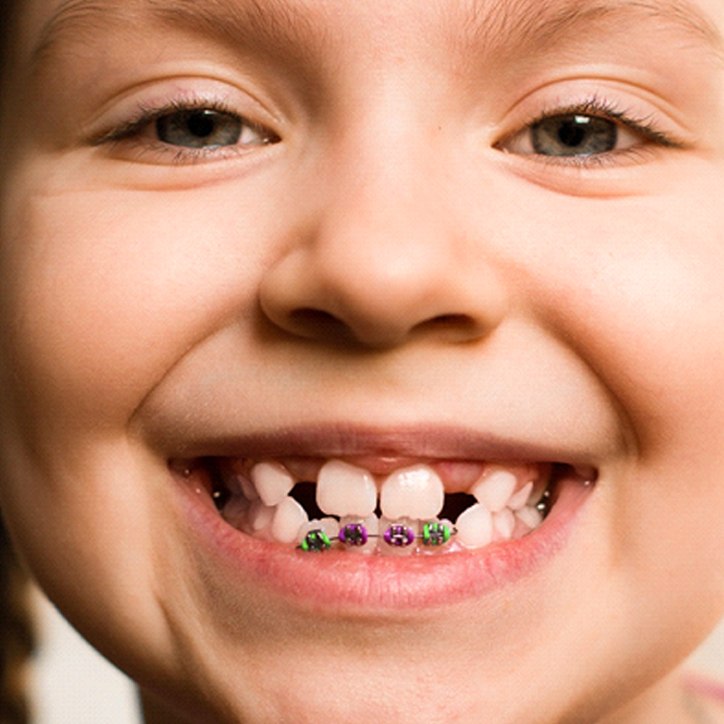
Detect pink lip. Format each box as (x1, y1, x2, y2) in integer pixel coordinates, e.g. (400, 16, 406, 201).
(171, 425, 597, 611)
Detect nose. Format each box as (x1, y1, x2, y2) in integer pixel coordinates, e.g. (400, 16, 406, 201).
(259, 130, 508, 349)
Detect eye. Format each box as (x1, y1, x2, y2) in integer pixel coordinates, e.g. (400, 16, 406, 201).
(502, 112, 638, 158)
(155, 108, 259, 149)
(529, 114, 621, 156)
(94, 99, 281, 162)
(496, 98, 681, 163)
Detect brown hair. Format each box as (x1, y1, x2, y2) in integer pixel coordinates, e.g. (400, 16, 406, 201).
(1, 3, 35, 722)
(0, 518, 34, 724)
(0, 0, 18, 82)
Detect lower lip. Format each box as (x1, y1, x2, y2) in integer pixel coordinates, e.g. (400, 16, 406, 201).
(176, 477, 592, 612)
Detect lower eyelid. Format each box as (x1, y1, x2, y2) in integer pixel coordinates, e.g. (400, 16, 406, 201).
(108, 140, 247, 166)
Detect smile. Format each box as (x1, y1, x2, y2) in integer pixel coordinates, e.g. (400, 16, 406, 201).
(177, 457, 590, 551)
(168, 427, 597, 608)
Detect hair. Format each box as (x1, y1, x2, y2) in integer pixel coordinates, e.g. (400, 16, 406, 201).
(0, 0, 17, 83)
(0, 520, 34, 724)
(0, 0, 18, 130)
(0, 3, 35, 723)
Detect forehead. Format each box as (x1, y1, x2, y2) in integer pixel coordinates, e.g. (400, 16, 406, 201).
(16, 0, 724, 67)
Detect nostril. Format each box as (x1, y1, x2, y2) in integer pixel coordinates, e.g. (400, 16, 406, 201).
(288, 308, 351, 340)
(423, 313, 476, 328)
(284, 309, 486, 347)
(414, 313, 486, 341)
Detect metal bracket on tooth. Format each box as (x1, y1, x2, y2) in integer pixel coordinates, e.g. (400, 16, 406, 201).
(536, 489, 552, 518)
(297, 521, 457, 552)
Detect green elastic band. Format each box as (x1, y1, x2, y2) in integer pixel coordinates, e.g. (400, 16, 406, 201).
(301, 530, 331, 551)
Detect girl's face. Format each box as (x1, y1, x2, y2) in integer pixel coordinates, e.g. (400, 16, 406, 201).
(1, 0, 723, 721)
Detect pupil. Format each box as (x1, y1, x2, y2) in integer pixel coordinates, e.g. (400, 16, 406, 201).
(531, 114, 617, 156)
(557, 119, 588, 148)
(187, 111, 216, 138)
(155, 107, 249, 148)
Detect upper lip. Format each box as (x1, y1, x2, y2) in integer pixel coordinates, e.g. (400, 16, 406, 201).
(168, 423, 598, 469)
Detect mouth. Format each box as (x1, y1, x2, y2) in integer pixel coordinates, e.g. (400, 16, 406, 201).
(167, 427, 597, 609)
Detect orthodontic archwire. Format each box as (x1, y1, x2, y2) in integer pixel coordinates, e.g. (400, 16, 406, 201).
(298, 521, 458, 552)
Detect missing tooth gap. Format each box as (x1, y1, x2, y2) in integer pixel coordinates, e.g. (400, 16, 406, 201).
(288, 481, 327, 520)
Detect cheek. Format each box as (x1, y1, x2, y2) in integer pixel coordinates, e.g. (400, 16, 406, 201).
(584, 218, 722, 459)
(522, 189, 724, 591)
(0, 185, 272, 428)
(517, 188, 724, 456)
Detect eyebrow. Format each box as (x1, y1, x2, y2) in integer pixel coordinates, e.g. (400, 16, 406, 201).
(457, 0, 724, 63)
(30, 0, 330, 72)
(31, 0, 724, 73)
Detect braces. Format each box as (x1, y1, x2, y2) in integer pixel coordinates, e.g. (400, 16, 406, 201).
(298, 488, 553, 552)
(298, 521, 457, 552)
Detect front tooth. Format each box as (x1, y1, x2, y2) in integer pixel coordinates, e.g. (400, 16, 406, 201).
(380, 464, 444, 520)
(251, 462, 295, 506)
(471, 469, 517, 513)
(271, 497, 308, 544)
(455, 504, 493, 549)
(316, 460, 377, 517)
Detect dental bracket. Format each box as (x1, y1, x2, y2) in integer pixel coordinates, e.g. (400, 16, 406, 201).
(298, 521, 457, 552)
(536, 489, 552, 518)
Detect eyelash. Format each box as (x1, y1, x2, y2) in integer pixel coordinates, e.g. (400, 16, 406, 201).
(501, 95, 684, 167)
(93, 93, 683, 168)
(93, 97, 278, 163)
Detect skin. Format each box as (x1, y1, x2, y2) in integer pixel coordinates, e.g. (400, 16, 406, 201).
(0, 0, 723, 721)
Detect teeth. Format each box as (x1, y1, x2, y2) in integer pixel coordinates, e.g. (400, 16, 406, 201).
(470, 469, 517, 513)
(271, 497, 308, 544)
(221, 460, 256, 499)
(419, 518, 455, 554)
(303, 517, 340, 541)
(515, 505, 543, 530)
(316, 460, 377, 517)
(492, 508, 515, 540)
(221, 496, 249, 528)
(379, 518, 419, 556)
(251, 462, 295, 506)
(216, 457, 555, 553)
(340, 515, 379, 553)
(380, 464, 444, 520)
(455, 504, 493, 549)
(507, 481, 534, 511)
(249, 500, 276, 534)
(239, 476, 260, 501)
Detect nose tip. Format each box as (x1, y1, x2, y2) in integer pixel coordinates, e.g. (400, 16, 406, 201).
(259, 236, 508, 349)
